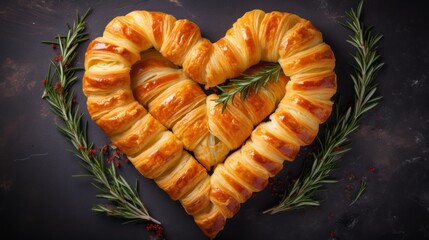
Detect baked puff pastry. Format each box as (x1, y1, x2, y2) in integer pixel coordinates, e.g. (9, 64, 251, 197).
(130, 49, 289, 169)
(83, 9, 336, 239)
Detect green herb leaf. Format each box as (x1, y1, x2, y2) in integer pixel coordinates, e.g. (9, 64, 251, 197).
(213, 63, 282, 112)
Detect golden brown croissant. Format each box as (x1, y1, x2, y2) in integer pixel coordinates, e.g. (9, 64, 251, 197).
(130, 49, 289, 169)
(83, 9, 336, 239)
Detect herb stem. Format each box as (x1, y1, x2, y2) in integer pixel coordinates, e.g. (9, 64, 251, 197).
(349, 179, 367, 206)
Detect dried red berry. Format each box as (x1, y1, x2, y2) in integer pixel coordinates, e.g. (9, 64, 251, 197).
(54, 82, 63, 94)
(146, 223, 164, 238)
(53, 52, 62, 62)
(87, 148, 97, 158)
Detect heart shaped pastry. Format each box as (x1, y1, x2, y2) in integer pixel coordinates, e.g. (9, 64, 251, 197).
(83, 9, 336, 239)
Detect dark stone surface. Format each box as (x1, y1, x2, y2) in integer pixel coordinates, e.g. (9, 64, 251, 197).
(0, 0, 428, 239)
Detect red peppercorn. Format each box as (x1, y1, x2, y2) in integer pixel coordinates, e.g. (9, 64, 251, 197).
(54, 82, 63, 94)
(42, 79, 47, 85)
(87, 148, 97, 158)
(51, 43, 57, 49)
(369, 165, 376, 172)
(347, 173, 356, 181)
(54, 52, 62, 62)
(146, 223, 164, 238)
(115, 160, 120, 167)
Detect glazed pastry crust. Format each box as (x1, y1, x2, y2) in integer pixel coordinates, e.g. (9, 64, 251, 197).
(130, 50, 289, 169)
(83, 9, 336, 239)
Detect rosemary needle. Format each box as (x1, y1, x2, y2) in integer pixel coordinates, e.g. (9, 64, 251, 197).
(42, 9, 160, 225)
(213, 63, 282, 112)
(264, 0, 384, 214)
(350, 179, 367, 206)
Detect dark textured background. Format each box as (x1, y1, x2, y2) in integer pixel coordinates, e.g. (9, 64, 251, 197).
(1, 0, 428, 239)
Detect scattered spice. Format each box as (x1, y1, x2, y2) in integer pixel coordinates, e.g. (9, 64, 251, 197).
(51, 43, 57, 49)
(369, 165, 376, 173)
(96, 144, 130, 168)
(268, 175, 290, 197)
(54, 81, 63, 94)
(329, 230, 337, 238)
(87, 148, 97, 158)
(346, 173, 356, 181)
(42, 79, 47, 85)
(53, 52, 62, 62)
(146, 223, 164, 239)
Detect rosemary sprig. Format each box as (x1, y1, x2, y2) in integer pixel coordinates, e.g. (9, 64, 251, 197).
(42, 9, 160, 225)
(213, 63, 282, 112)
(264, 0, 384, 214)
(350, 179, 367, 206)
